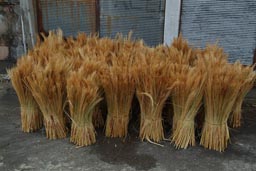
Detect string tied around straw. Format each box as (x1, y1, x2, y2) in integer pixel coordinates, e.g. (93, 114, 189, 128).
(140, 114, 164, 147)
(204, 120, 227, 126)
(143, 117, 162, 123)
(177, 119, 194, 123)
(111, 115, 129, 119)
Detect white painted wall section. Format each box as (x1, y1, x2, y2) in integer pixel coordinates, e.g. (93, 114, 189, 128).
(20, 0, 37, 48)
(164, 0, 181, 45)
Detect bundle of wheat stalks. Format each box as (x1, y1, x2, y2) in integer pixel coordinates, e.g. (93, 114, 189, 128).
(158, 38, 205, 149)
(134, 48, 177, 143)
(8, 29, 256, 152)
(99, 36, 137, 138)
(199, 61, 239, 151)
(67, 61, 102, 146)
(171, 63, 205, 149)
(229, 64, 256, 128)
(197, 46, 256, 152)
(8, 56, 43, 132)
(26, 58, 68, 139)
(25, 30, 69, 139)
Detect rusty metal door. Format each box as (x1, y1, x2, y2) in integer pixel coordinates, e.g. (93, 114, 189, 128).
(37, 0, 98, 36)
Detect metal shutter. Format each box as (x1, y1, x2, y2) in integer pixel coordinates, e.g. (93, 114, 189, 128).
(38, 0, 97, 36)
(99, 0, 165, 46)
(180, 0, 256, 65)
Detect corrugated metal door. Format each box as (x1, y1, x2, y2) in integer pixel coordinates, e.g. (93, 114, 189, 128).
(99, 0, 165, 46)
(38, 0, 165, 46)
(38, 0, 97, 36)
(180, 0, 256, 65)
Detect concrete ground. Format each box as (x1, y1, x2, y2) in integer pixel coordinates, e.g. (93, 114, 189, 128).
(0, 61, 256, 171)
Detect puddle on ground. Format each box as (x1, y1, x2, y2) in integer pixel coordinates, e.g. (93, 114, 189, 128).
(91, 132, 157, 171)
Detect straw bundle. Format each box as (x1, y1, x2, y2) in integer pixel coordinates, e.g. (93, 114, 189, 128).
(26, 58, 68, 139)
(67, 62, 102, 146)
(229, 64, 256, 128)
(134, 50, 177, 143)
(97, 36, 143, 131)
(8, 56, 43, 132)
(171, 64, 206, 149)
(74, 41, 108, 128)
(99, 58, 135, 138)
(195, 43, 228, 130)
(7, 29, 67, 134)
(98, 35, 137, 138)
(199, 56, 243, 152)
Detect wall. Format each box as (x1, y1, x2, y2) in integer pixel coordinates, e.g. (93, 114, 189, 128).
(0, 1, 23, 59)
(0, 0, 37, 59)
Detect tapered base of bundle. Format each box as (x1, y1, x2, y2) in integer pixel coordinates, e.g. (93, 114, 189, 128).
(93, 108, 104, 128)
(230, 102, 242, 128)
(70, 123, 96, 146)
(44, 119, 66, 139)
(21, 106, 43, 133)
(172, 120, 195, 149)
(140, 117, 164, 143)
(230, 111, 241, 128)
(172, 115, 178, 133)
(105, 115, 129, 138)
(200, 122, 230, 152)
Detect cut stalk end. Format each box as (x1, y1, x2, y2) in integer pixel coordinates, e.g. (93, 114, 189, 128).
(21, 105, 43, 133)
(105, 115, 129, 138)
(139, 117, 164, 143)
(70, 123, 96, 146)
(44, 117, 66, 139)
(200, 122, 230, 152)
(172, 120, 195, 149)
